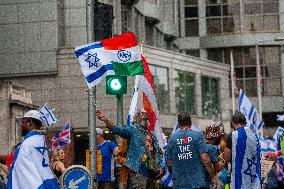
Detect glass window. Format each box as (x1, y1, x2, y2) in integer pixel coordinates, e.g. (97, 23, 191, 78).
(173, 70, 196, 115)
(263, 2, 278, 14)
(185, 50, 200, 57)
(149, 65, 170, 112)
(244, 3, 261, 15)
(207, 48, 223, 62)
(243, 0, 279, 33)
(184, 1, 199, 37)
(185, 0, 198, 5)
(263, 15, 279, 31)
(206, 5, 222, 16)
(244, 15, 262, 32)
(263, 79, 282, 96)
(185, 7, 198, 18)
(201, 76, 220, 118)
(185, 19, 199, 36)
(210, 46, 282, 97)
(207, 18, 222, 34)
(145, 24, 154, 46)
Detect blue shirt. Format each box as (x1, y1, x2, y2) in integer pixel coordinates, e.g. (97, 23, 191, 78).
(166, 129, 209, 189)
(112, 124, 163, 176)
(97, 141, 117, 182)
(206, 144, 218, 163)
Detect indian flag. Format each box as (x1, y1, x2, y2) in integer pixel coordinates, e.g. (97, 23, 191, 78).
(75, 32, 144, 88)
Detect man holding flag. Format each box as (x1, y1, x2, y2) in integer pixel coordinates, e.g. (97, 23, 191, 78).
(7, 110, 59, 189)
(96, 109, 164, 189)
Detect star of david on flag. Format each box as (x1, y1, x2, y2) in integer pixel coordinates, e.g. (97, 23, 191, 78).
(51, 122, 71, 149)
(239, 89, 264, 133)
(39, 103, 58, 127)
(85, 53, 100, 68)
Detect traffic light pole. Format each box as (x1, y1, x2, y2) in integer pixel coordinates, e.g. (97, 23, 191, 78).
(86, 0, 97, 188)
(116, 94, 125, 189)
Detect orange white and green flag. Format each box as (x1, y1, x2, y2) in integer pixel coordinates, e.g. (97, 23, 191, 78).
(75, 32, 144, 88)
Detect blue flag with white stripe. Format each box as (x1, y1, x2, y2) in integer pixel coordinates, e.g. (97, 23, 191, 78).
(39, 103, 58, 127)
(239, 89, 264, 133)
(231, 127, 261, 189)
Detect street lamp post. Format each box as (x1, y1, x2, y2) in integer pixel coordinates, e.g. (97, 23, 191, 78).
(255, 44, 263, 137)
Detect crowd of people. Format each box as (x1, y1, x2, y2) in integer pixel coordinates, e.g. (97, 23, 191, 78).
(0, 109, 280, 189)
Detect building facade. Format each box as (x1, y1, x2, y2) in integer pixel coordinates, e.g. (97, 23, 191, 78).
(175, 0, 284, 130)
(0, 0, 231, 161)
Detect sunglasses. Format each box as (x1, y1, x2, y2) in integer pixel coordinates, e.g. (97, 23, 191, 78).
(139, 112, 148, 116)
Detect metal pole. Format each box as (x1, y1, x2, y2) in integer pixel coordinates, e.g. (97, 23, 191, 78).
(230, 49, 236, 113)
(86, 0, 97, 188)
(116, 94, 124, 189)
(255, 44, 263, 137)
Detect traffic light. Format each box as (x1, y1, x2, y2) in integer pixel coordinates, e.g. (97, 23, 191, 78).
(106, 75, 127, 95)
(94, 2, 113, 40)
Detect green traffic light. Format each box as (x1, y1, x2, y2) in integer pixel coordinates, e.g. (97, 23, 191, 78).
(106, 75, 127, 95)
(110, 79, 122, 90)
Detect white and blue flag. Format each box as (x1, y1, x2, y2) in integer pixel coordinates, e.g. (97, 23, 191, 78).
(239, 89, 264, 133)
(258, 136, 276, 154)
(39, 103, 58, 127)
(273, 127, 284, 141)
(231, 127, 261, 189)
(277, 114, 284, 122)
(127, 76, 140, 125)
(7, 131, 60, 189)
(161, 133, 173, 188)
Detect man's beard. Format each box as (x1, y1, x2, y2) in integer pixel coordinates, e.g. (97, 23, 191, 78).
(140, 120, 149, 128)
(21, 128, 29, 136)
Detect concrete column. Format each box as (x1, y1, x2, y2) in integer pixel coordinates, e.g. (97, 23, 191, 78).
(195, 73, 203, 117)
(281, 52, 284, 99)
(240, 0, 244, 33)
(198, 0, 206, 37)
(114, 0, 122, 35)
(200, 49, 207, 59)
(280, 0, 284, 32)
(179, 0, 185, 37)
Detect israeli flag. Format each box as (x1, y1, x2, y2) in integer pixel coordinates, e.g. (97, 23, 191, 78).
(161, 133, 173, 188)
(39, 103, 58, 127)
(273, 127, 284, 141)
(7, 131, 60, 189)
(127, 76, 140, 125)
(239, 89, 264, 133)
(231, 127, 261, 189)
(258, 136, 276, 154)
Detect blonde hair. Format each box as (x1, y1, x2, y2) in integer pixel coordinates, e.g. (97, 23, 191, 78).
(50, 148, 64, 170)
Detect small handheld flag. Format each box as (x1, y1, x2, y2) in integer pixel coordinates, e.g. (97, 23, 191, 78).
(51, 122, 71, 149)
(239, 89, 264, 133)
(39, 103, 58, 127)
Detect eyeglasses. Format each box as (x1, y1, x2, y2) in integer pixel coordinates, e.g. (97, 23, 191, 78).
(139, 112, 148, 116)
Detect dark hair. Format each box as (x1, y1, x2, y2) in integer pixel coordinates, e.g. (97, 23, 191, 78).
(31, 118, 42, 128)
(178, 112, 192, 126)
(231, 111, 247, 125)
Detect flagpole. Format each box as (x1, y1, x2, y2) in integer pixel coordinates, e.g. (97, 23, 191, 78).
(255, 44, 263, 137)
(87, 0, 97, 188)
(230, 49, 236, 113)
